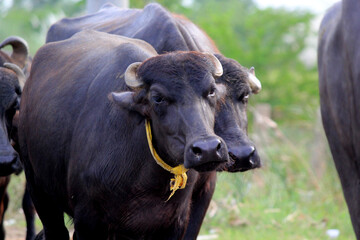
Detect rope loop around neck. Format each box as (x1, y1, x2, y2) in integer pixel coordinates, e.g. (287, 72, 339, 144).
(145, 119, 188, 201)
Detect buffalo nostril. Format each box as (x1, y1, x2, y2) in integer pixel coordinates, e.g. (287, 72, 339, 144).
(216, 141, 221, 151)
(226, 145, 260, 172)
(249, 158, 255, 166)
(192, 146, 202, 157)
(249, 146, 255, 156)
(249, 147, 256, 165)
(191, 138, 223, 158)
(186, 137, 228, 171)
(250, 146, 255, 153)
(229, 145, 255, 161)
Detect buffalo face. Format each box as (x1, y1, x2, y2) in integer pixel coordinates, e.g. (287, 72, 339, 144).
(0, 66, 23, 176)
(0, 36, 28, 176)
(214, 54, 261, 172)
(112, 51, 229, 172)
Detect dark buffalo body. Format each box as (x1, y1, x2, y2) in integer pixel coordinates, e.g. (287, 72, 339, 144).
(45, 3, 262, 238)
(318, 0, 360, 238)
(19, 30, 230, 239)
(46, 3, 218, 54)
(46, 3, 261, 172)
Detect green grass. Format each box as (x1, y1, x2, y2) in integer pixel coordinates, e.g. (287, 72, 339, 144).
(199, 172, 354, 239)
(199, 121, 355, 239)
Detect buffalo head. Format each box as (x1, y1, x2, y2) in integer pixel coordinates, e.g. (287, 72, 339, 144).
(0, 36, 28, 176)
(214, 54, 261, 172)
(111, 51, 229, 172)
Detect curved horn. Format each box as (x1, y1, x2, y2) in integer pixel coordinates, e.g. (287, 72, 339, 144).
(124, 62, 143, 88)
(248, 67, 261, 94)
(0, 36, 29, 69)
(4, 63, 26, 90)
(204, 53, 223, 77)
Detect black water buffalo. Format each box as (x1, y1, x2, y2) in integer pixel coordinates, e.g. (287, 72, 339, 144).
(19, 30, 230, 240)
(318, 0, 360, 238)
(46, 3, 262, 173)
(0, 36, 35, 240)
(46, 3, 262, 238)
(0, 36, 27, 176)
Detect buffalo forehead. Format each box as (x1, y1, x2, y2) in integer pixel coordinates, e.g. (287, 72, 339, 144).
(0, 68, 19, 88)
(223, 70, 250, 98)
(139, 52, 214, 96)
(215, 56, 250, 97)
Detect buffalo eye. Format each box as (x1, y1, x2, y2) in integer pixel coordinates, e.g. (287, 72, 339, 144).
(152, 94, 165, 104)
(207, 87, 216, 98)
(239, 93, 250, 104)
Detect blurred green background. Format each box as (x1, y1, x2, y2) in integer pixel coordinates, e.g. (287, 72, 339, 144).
(1, 0, 353, 239)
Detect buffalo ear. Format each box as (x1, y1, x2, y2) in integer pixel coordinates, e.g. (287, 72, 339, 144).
(109, 91, 147, 116)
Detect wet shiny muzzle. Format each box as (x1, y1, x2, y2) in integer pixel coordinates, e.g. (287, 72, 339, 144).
(185, 136, 229, 172)
(226, 145, 261, 172)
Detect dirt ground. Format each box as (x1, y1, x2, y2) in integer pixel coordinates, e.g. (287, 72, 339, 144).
(4, 225, 74, 240)
(4, 226, 25, 240)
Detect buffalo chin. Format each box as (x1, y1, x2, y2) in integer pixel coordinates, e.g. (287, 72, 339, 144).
(225, 155, 261, 173)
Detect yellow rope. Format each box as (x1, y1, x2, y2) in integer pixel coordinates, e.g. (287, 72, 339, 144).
(145, 119, 188, 201)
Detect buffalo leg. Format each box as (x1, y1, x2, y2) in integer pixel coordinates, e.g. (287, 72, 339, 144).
(150, 222, 187, 240)
(320, 86, 360, 238)
(25, 176, 69, 240)
(34, 230, 44, 240)
(0, 193, 8, 240)
(30, 190, 69, 240)
(23, 185, 36, 240)
(184, 172, 217, 240)
(325, 135, 360, 237)
(0, 177, 10, 240)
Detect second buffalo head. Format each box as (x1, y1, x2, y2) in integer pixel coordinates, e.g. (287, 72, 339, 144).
(214, 54, 262, 172)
